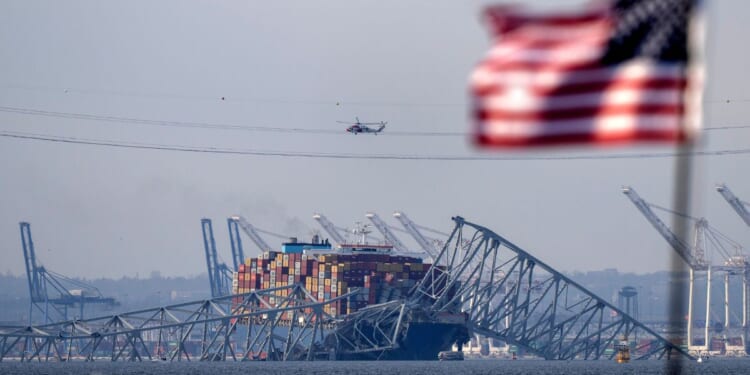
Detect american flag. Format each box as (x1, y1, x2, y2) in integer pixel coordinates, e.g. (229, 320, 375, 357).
(470, 0, 702, 147)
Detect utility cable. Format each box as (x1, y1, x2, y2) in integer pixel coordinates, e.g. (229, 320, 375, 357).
(2, 130, 750, 161)
(2, 83, 750, 106)
(0, 105, 746, 137)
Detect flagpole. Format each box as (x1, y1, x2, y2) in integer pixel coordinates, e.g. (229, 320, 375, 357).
(667, 120, 696, 374)
(668, 0, 707, 370)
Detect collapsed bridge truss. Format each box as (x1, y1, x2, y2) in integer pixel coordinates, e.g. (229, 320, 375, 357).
(1, 217, 693, 362)
(411, 216, 692, 360)
(0, 284, 350, 362)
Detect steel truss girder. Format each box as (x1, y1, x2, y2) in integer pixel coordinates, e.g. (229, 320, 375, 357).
(411, 216, 694, 360)
(329, 300, 408, 359)
(0, 284, 354, 362)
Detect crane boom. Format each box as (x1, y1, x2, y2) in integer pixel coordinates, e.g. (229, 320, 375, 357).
(227, 217, 245, 271)
(201, 218, 229, 298)
(20, 222, 117, 323)
(392, 212, 439, 257)
(231, 215, 273, 253)
(716, 184, 750, 227)
(312, 213, 347, 245)
(365, 212, 408, 252)
(20, 222, 44, 302)
(622, 186, 706, 270)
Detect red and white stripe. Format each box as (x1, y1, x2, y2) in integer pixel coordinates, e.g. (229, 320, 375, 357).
(470, 5, 695, 147)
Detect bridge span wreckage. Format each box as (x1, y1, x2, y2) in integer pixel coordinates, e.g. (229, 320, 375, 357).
(0, 217, 692, 362)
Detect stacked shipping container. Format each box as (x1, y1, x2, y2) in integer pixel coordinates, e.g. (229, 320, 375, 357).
(231, 251, 438, 319)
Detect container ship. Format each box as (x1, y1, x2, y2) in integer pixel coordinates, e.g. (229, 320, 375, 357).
(231, 235, 469, 360)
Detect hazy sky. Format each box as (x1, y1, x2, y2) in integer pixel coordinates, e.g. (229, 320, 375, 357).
(1, 0, 748, 279)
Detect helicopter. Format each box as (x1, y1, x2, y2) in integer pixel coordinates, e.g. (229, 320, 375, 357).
(337, 117, 387, 135)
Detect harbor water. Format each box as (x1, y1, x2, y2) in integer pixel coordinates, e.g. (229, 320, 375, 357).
(1, 359, 749, 375)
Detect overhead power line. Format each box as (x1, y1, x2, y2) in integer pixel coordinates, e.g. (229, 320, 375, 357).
(0, 84, 465, 107)
(0, 106, 462, 136)
(2, 83, 750, 106)
(0, 106, 341, 135)
(0, 106, 747, 137)
(2, 130, 750, 161)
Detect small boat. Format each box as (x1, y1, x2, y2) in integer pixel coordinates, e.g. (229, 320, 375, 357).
(438, 350, 464, 361)
(614, 337, 630, 363)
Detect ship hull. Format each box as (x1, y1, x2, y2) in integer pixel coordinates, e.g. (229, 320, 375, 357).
(336, 322, 469, 361)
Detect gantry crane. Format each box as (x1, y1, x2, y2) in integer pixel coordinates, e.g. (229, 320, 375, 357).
(623, 187, 744, 268)
(230, 215, 292, 254)
(622, 187, 748, 354)
(312, 213, 347, 245)
(365, 212, 408, 252)
(230, 215, 274, 253)
(204, 217, 271, 298)
(622, 187, 708, 270)
(201, 219, 232, 298)
(19, 222, 117, 324)
(392, 211, 441, 257)
(227, 218, 246, 272)
(716, 184, 750, 227)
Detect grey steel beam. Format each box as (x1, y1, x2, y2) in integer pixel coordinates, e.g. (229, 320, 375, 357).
(0, 284, 355, 362)
(411, 216, 693, 360)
